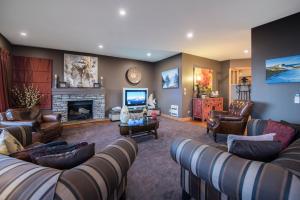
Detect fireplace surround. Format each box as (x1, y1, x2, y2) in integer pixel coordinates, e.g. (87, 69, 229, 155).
(52, 88, 105, 122)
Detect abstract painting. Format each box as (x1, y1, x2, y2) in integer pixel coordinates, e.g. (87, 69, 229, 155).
(64, 54, 98, 87)
(193, 67, 213, 90)
(266, 55, 300, 84)
(162, 68, 179, 89)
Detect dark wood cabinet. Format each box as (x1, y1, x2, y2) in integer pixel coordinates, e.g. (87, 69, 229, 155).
(192, 97, 223, 121)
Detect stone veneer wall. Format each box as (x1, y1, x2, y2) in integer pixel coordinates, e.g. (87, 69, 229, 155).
(52, 94, 105, 122)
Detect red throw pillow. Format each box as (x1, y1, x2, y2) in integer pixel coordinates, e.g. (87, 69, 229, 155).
(263, 120, 295, 149)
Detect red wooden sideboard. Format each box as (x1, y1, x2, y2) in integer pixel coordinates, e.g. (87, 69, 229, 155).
(192, 97, 223, 121)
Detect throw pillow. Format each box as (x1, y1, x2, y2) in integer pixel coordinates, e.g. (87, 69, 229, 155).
(229, 140, 282, 161)
(263, 120, 296, 149)
(30, 142, 88, 163)
(0, 129, 24, 155)
(10, 141, 68, 162)
(227, 133, 276, 150)
(35, 143, 95, 169)
(280, 120, 300, 139)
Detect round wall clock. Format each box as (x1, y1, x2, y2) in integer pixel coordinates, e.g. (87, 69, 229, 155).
(126, 67, 142, 85)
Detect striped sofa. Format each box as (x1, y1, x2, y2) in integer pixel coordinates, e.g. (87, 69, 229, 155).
(170, 119, 300, 200)
(0, 126, 138, 200)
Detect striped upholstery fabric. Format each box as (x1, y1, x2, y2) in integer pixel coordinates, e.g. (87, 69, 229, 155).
(272, 138, 300, 177)
(0, 126, 32, 146)
(0, 125, 137, 200)
(0, 155, 61, 200)
(171, 137, 300, 200)
(54, 138, 138, 200)
(246, 119, 267, 136)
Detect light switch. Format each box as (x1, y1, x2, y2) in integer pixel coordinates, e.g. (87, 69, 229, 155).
(295, 93, 300, 104)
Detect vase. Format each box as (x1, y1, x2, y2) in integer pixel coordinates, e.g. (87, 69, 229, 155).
(120, 106, 130, 123)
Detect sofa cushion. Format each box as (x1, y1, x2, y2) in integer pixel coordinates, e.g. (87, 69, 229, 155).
(35, 143, 95, 169)
(264, 120, 295, 149)
(280, 120, 300, 139)
(10, 141, 67, 162)
(272, 138, 300, 177)
(229, 140, 282, 161)
(0, 129, 24, 155)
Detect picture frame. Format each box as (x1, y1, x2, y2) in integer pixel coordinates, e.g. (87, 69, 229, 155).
(64, 54, 98, 88)
(59, 82, 67, 88)
(161, 68, 179, 89)
(266, 54, 300, 84)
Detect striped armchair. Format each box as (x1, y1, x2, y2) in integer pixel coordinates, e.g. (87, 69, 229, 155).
(0, 126, 138, 200)
(171, 119, 300, 200)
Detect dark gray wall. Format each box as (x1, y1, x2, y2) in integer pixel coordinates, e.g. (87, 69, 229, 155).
(219, 60, 230, 110)
(181, 53, 222, 117)
(252, 12, 300, 124)
(12, 45, 155, 115)
(154, 54, 183, 117)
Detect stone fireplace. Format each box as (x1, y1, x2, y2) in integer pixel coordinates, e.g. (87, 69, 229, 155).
(52, 88, 105, 122)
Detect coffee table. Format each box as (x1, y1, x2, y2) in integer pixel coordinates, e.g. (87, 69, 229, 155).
(119, 118, 159, 139)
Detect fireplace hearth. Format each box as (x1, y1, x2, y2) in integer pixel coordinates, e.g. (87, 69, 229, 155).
(68, 100, 93, 121)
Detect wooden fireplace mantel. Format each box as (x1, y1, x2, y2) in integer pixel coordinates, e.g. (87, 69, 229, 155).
(52, 88, 105, 95)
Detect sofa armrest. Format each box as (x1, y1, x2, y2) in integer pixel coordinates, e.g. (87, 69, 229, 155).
(42, 114, 62, 122)
(170, 138, 300, 200)
(55, 138, 138, 200)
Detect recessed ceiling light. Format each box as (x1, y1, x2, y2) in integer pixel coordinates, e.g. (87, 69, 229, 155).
(20, 32, 27, 37)
(243, 49, 249, 54)
(98, 44, 103, 49)
(186, 32, 194, 39)
(119, 8, 126, 16)
(147, 53, 152, 57)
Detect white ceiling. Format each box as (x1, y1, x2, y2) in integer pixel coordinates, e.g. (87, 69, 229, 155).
(0, 0, 300, 62)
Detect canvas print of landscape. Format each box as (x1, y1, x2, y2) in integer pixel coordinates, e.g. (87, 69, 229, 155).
(266, 55, 300, 84)
(64, 54, 98, 87)
(162, 68, 179, 89)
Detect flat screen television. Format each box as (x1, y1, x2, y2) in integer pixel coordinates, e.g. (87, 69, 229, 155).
(123, 88, 148, 108)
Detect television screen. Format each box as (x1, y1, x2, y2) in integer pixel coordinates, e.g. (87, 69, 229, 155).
(266, 55, 300, 84)
(125, 90, 147, 106)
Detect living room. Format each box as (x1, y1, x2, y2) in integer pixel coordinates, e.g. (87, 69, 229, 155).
(0, 1, 300, 200)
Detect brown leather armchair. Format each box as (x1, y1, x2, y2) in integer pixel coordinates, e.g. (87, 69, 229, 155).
(0, 106, 62, 143)
(207, 100, 254, 141)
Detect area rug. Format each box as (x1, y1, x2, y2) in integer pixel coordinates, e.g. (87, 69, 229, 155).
(60, 117, 215, 200)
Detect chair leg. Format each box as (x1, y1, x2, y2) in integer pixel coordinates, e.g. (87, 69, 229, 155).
(213, 132, 217, 142)
(182, 190, 191, 200)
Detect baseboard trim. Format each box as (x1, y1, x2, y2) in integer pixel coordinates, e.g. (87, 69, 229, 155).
(161, 114, 192, 122)
(63, 118, 110, 128)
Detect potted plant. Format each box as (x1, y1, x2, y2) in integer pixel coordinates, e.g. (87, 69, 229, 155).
(11, 84, 44, 109)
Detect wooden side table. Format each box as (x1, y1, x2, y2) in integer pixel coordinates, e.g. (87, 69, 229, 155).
(192, 97, 223, 121)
